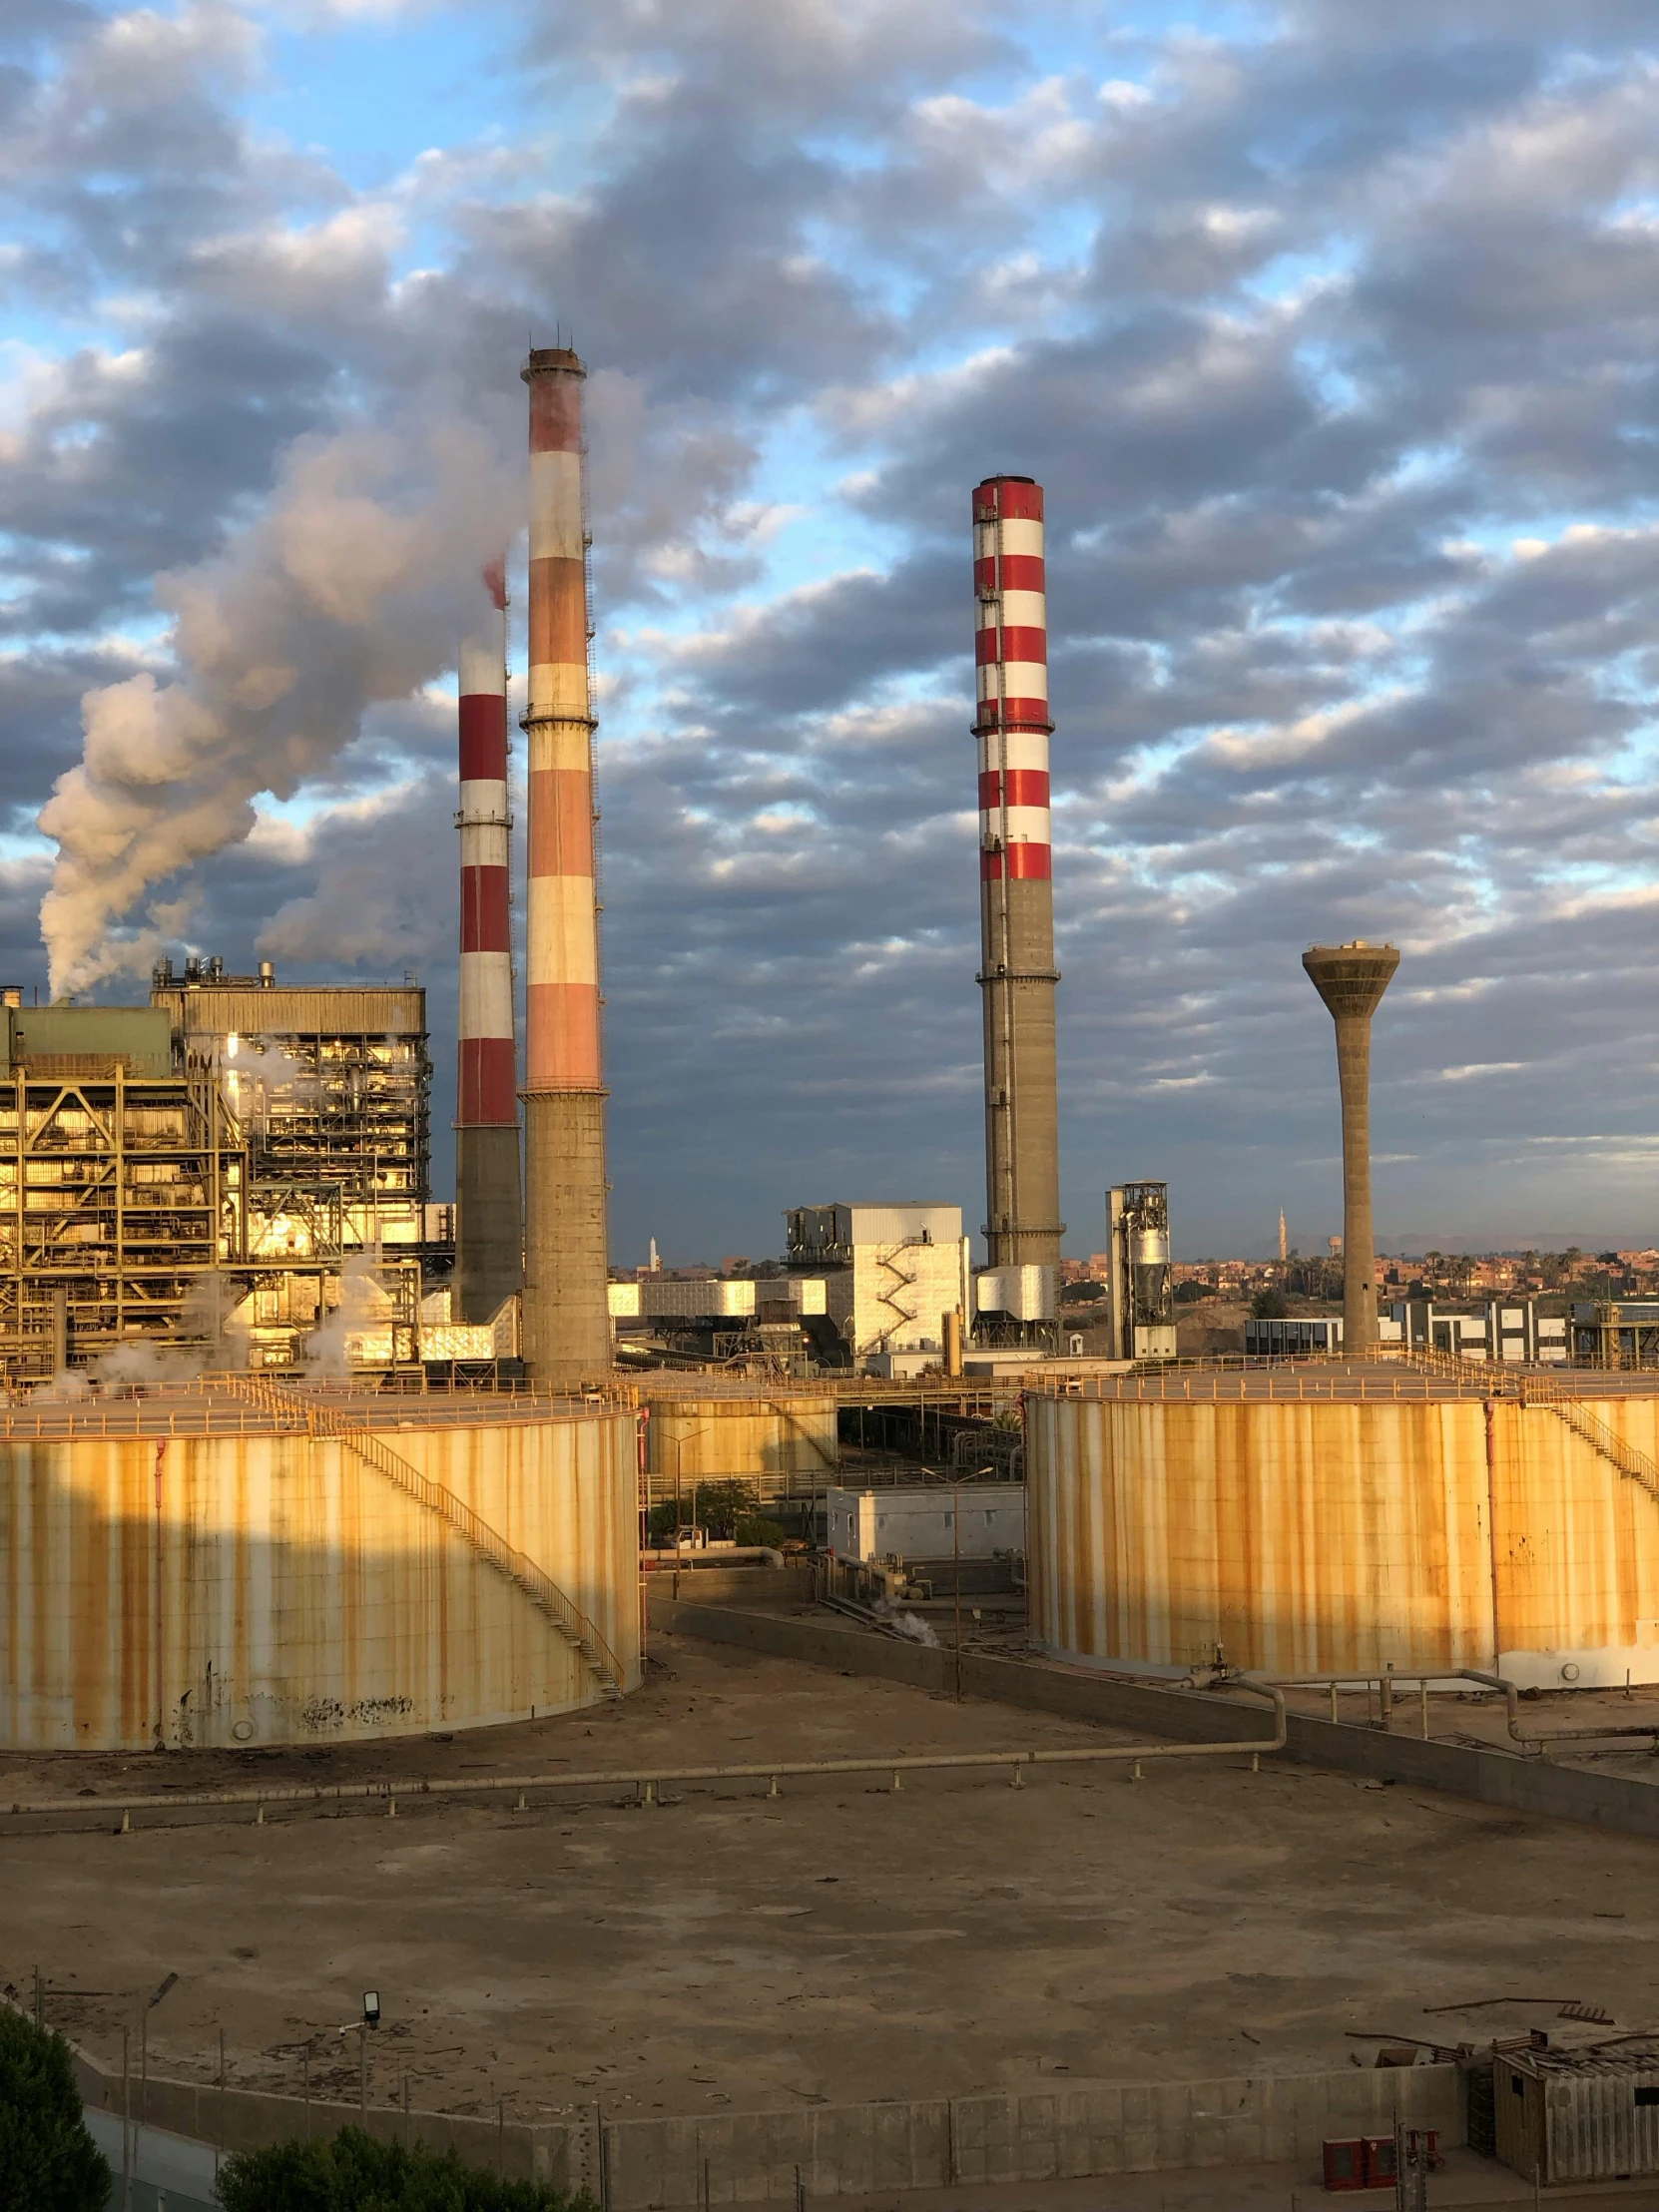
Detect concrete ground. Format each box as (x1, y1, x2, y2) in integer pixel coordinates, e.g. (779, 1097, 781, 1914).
(6, 1631, 1659, 2133)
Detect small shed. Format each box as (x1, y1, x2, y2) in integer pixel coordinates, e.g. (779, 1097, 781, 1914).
(1495, 2046, 1659, 2185)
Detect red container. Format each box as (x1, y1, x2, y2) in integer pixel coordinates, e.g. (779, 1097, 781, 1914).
(1322, 2139, 1365, 2191)
(1362, 2136, 1397, 2187)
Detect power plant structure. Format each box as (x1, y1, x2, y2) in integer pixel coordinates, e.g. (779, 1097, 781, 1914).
(1104, 1182, 1177, 1363)
(520, 346, 611, 1385)
(972, 474, 1062, 1352)
(454, 560, 524, 1323)
(1302, 941, 1399, 1353)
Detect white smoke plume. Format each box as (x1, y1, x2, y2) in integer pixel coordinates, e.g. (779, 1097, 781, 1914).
(302, 1250, 388, 1378)
(39, 415, 519, 998)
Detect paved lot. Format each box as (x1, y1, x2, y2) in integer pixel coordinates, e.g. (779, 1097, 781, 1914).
(5, 1632, 1659, 2130)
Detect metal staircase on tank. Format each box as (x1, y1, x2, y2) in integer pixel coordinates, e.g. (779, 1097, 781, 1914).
(1532, 1393, 1659, 1507)
(1397, 1349, 1659, 1509)
(213, 1374, 625, 1700)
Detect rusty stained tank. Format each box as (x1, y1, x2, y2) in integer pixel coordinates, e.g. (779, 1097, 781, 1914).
(0, 1410, 640, 1751)
(1025, 1385, 1659, 1690)
(641, 1388, 840, 1500)
(1302, 941, 1398, 1352)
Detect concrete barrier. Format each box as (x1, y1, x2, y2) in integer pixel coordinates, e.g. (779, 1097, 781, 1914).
(649, 1595, 1659, 1841)
(72, 2039, 1460, 2207)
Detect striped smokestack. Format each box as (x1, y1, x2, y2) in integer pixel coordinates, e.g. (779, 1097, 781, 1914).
(974, 475, 1062, 1329)
(454, 560, 523, 1323)
(520, 346, 609, 1382)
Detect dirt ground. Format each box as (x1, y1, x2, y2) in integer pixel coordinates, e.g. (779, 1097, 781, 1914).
(7, 1632, 1659, 2130)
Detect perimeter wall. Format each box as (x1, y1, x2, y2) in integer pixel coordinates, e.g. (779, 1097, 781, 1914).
(1027, 1393, 1659, 1689)
(0, 1411, 640, 1750)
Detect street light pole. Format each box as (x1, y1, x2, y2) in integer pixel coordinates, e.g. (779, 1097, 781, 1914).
(952, 1478, 962, 1703)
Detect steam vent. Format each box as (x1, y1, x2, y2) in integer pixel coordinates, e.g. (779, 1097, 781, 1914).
(1302, 941, 1399, 1353)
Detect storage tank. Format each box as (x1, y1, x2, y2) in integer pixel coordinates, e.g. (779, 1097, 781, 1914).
(1026, 1380, 1659, 1689)
(0, 1401, 641, 1750)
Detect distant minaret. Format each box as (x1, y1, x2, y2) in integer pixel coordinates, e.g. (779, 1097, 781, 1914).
(1278, 1209, 1288, 1265)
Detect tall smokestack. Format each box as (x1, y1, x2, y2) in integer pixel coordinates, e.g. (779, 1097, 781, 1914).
(454, 561, 523, 1323)
(974, 475, 1062, 1330)
(520, 347, 610, 1382)
(1302, 941, 1398, 1354)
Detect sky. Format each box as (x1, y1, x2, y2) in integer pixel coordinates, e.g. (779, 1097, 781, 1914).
(4, 0, 1659, 1267)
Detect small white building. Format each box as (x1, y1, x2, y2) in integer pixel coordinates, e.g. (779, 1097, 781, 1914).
(786, 1203, 972, 1366)
(825, 1482, 1026, 1563)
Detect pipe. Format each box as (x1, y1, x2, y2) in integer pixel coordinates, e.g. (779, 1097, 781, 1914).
(641, 1546, 786, 1568)
(454, 558, 523, 1323)
(1, 1690, 1285, 1829)
(520, 346, 609, 1383)
(973, 476, 1061, 1324)
(1255, 1668, 1659, 1754)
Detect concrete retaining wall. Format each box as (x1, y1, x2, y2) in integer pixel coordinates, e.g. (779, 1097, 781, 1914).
(74, 2042, 1459, 2205)
(649, 1595, 1659, 1841)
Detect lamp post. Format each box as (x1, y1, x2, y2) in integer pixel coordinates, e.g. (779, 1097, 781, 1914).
(668, 1428, 711, 1589)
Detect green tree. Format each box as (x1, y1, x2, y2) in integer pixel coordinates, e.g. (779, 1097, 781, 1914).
(216, 2125, 594, 2210)
(1251, 1288, 1289, 1321)
(0, 2008, 111, 2211)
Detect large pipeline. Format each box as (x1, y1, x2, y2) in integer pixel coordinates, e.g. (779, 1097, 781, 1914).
(1, 1687, 1286, 1833)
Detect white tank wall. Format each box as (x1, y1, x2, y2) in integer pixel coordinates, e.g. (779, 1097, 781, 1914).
(0, 1411, 641, 1751)
(1027, 1391, 1659, 1690)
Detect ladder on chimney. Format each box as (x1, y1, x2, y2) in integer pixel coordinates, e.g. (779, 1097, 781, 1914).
(216, 1375, 625, 1699)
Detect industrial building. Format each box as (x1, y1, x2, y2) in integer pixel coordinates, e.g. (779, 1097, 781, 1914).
(608, 1272, 838, 1373)
(0, 1000, 244, 1377)
(1103, 1182, 1177, 1362)
(787, 1204, 972, 1369)
(151, 959, 434, 1257)
(1244, 1301, 1569, 1362)
(825, 1481, 1026, 1565)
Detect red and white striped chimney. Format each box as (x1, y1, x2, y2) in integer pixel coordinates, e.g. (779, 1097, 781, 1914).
(519, 346, 609, 1381)
(453, 560, 523, 1321)
(973, 474, 1062, 1335)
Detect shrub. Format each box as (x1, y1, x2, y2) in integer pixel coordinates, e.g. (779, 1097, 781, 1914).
(733, 1513, 787, 1547)
(216, 2125, 595, 2210)
(1251, 1288, 1289, 1320)
(0, 2007, 111, 2212)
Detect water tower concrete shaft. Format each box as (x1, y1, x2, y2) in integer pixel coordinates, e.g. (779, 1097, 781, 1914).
(973, 475, 1061, 1283)
(1302, 942, 1399, 1353)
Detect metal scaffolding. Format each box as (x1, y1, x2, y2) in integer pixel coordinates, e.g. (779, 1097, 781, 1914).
(0, 1058, 246, 1381)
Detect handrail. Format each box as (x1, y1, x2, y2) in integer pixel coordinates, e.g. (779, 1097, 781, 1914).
(1257, 1667, 1659, 1755)
(0, 1688, 1286, 1828)
(213, 1376, 628, 1702)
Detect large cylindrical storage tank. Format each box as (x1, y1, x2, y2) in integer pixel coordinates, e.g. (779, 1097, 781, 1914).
(1026, 1386, 1659, 1691)
(643, 1392, 839, 1497)
(0, 1410, 641, 1751)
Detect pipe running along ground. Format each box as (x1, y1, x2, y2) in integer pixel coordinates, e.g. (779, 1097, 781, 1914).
(1255, 1668, 1659, 1753)
(1, 1686, 1286, 1829)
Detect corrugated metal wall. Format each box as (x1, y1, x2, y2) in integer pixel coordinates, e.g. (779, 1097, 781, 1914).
(0, 1410, 640, 1750)
(1027, 1395, 1659, 1686)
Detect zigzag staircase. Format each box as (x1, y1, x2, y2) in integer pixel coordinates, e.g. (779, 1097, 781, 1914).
(217, 1375, 624, 1700)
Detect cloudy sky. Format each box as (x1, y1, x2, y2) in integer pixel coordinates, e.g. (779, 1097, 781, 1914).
(5, 0, 1659, 1266)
